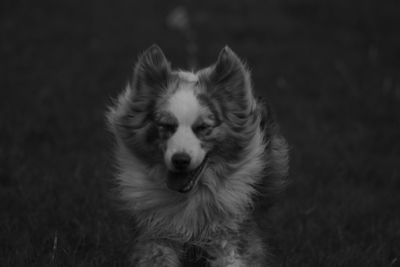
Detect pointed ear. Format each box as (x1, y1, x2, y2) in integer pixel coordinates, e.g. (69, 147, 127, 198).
(131, 44, 171, 93)
(211, 46, 245, 83)
(207, 46, 253, 111)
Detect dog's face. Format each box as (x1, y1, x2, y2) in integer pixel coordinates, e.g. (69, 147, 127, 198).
(109, 45, 260, 194)
(154, 80, 216, 193)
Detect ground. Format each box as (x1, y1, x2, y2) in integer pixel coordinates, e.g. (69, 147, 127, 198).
(1, 0, 399, 266)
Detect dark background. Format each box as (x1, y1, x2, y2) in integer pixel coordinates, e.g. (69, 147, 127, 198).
(1, 0, 399, 266)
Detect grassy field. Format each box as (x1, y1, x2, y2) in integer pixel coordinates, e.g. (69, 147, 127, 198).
(1, 0, 399, 266)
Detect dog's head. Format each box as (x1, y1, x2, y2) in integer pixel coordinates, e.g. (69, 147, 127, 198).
(108, 45, 267, 194)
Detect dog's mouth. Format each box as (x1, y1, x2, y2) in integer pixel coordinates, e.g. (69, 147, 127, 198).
(166, 158, 207, 193)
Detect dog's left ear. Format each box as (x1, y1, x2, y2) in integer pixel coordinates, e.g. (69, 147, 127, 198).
(131, 44, 171, 93)
(207, 46, 253, 112)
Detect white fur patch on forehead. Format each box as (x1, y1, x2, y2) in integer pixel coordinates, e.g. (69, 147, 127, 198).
(177, 71, 198, 83)
(166, 88, 201, 126)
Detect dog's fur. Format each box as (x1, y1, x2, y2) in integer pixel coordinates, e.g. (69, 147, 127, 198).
(107, 45, 289, 266)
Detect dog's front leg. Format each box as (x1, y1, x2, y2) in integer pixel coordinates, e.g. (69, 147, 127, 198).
(206, 240, 246, 267)
(206, 233, 266, 267)
(130, 241, 181, 267)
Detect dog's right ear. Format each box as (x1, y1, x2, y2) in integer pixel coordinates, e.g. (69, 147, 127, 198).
(131, 44, 171, 93)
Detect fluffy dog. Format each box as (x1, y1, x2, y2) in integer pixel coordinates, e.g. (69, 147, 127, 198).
(107, 45, 289, 266)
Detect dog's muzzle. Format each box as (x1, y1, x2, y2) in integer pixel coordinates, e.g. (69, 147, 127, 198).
(166, 158, 207, 193)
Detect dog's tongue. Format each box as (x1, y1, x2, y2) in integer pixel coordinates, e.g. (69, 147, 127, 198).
(167, 172, 192, 192)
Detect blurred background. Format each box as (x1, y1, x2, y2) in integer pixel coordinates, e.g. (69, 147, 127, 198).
(1, 0, 399, 266)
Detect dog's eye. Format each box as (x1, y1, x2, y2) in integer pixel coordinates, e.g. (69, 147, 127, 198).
(193, 123, 212, 136)
(158, 123, 177, 133)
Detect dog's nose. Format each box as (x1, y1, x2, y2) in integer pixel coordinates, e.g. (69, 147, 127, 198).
(172, 153, 191, 170)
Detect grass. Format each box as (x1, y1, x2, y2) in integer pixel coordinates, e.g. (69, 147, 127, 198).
(1, 0, 399, 266)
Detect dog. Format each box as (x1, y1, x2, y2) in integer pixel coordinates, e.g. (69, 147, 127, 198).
(106, 45, 289, 266)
